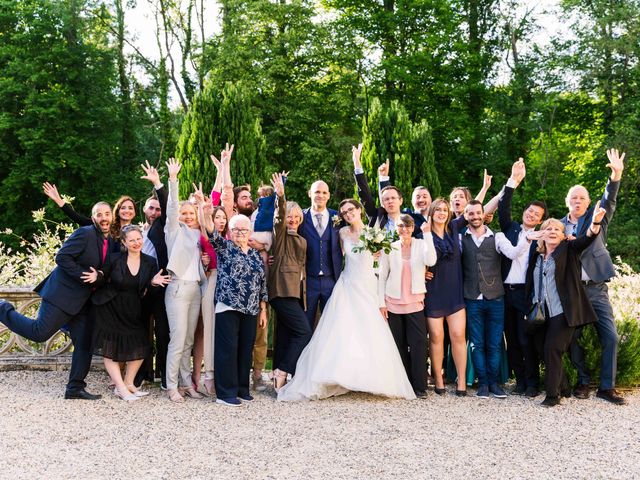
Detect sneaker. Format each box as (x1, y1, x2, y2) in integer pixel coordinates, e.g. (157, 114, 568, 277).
(573, 384, 590, 399)
(476, 385, 489, 398)
(239, 394, 254, 402)
(596, 389, 626, 405)
(216, 397, 242, 407)
(489, 384, 507, 399)
(525, 386, 540, 398)
(541, 396, 561, 407)
(252, 375, 267, 392)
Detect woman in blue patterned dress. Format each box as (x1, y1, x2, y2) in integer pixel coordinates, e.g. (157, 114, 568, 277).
(200, 200, 268, 407)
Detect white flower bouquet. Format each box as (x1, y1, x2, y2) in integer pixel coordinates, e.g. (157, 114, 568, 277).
(351, 225, 396, 268)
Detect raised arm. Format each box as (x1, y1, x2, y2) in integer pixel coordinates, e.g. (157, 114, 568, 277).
(571, 201, 606, 252)
(377, 160, 389, 204)
(597, 148, 624, 225)
(474, 169, 492, 203)
(140, 161, 168, 224)
(271, 172, 287, 254)
(353, 144, 377, 219)
(165, 158, 181, 235)
(498, 158, 525, 231)
(220, 143, 235, 220)
(43, 182, 92, 226)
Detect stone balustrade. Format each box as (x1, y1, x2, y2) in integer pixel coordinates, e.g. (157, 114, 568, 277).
(0, 287, 73, 370)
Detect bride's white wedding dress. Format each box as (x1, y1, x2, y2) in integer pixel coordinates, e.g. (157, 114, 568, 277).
(277, 234, 416, 401)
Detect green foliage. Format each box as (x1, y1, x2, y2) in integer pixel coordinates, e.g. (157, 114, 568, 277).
(175, 81, 267, 197)
(361, 98, 440, 200)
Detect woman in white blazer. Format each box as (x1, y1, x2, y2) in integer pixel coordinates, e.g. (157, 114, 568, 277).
(378, 214, 436, 397)
(164, 158, 208, 403)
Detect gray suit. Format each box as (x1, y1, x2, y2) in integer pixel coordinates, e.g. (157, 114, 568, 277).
(561, 179, 620, 390)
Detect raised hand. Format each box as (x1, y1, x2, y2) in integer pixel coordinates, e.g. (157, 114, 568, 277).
(166, 158, 181, 182)
(510, 158, 526, 184)
(42, 182, 66, 208)
(191, 182, 205, 204)
(352, 143, 363, 170)
(210, 154, 222, 171)
(81, 267, 99, 284)
(592, 200, 606, 224)
(221, 143, 234, 165)
(271, 172, 285, 197)
(420, 217, 431, 234)
(482, 169, 492, 191)
(378, 159, 390, 178)
(151, 269, 172, 287)
(140, 160, 161, 187)
(526, 230, 545, 242)
(606, 148, 625, 181)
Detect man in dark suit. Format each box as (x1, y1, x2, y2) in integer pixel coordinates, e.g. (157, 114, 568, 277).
(498, 158, 547, 396)
(352, 144, 423, 237)
(561, 148, 626, 405)
(0, 202, 114, 399)
(300, 179, 343, 330)
(135, 162, 170, 388)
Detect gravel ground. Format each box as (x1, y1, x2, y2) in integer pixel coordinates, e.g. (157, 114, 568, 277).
(0, 370, 638, 480)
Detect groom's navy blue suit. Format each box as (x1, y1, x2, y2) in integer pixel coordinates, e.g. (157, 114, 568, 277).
(0, 224, 111, 395)
(300, 208, 343, 330)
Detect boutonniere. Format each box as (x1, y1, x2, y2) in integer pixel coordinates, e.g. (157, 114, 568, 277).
(332, 214, 341, 227)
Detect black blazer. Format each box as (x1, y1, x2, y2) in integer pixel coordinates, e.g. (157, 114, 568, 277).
(35, 225, 113, 315)
(60, 203, 121, 253)
(146, 185, 169, 270)
(91, 252, 158, 306)
(525, 233, 598, 328)
(355, 172, 422, 238)
(498, 185, 537, 280)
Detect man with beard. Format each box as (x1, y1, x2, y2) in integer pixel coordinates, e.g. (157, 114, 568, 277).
(0, 202, 114, 399)
(461, 200, 532, 399)
(133, 162, 170, 388)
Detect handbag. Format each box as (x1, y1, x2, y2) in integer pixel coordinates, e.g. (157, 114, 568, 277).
(525, 258, 546, 332)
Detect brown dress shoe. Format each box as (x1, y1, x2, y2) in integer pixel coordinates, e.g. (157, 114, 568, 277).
(573, 384, 590, 399)
(596, 389, 626, 405)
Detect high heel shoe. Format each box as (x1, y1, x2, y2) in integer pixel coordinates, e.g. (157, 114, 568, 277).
(167, 388, 184, 403)
(126, 385, 149, 397)
(434, 387, 446, 396)
(115, 387, 139, 402)
(203, 378, 215, 396)
(270, 369, 288, 392)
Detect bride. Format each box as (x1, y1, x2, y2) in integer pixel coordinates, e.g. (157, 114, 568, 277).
(277, 198, 416, 401)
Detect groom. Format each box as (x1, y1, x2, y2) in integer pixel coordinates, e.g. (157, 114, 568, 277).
(301, 180, 343, 330)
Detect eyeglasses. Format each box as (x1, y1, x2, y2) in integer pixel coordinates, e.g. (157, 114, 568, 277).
(231, 228, 250, 235)
(340, 207, 357, 217)
(397, 225, 412, 230)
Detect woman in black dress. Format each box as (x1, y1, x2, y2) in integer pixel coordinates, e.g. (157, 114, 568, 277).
(91, 225, 171, 401)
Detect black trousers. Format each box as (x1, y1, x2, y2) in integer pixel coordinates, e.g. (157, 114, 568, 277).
(135, 288, 169, 386)
(270, 297, 312, 375)
(214, 310, 257, 399)
(543, 313, 574, 397)
(388, 310, 427, 393)
(0, 300, 93, 394)
(504, 285, 527, 385)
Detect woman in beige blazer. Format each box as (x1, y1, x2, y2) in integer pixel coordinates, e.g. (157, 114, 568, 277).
(378, 214, 436, 396)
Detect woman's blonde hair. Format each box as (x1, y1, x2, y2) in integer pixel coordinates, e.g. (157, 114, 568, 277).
(285, 201, 303, 225)
(536, 218, 565, 253)
(179, 200, 199, 226)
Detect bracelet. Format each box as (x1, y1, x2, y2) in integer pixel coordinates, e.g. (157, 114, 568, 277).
(592, 221, 602, 225)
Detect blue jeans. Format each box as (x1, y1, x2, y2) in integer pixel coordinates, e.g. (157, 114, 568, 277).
(466, 297, 505, 386)
(570, 282, 619, 389)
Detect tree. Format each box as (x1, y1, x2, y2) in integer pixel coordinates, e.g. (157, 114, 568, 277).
(175, 81, 266, 197)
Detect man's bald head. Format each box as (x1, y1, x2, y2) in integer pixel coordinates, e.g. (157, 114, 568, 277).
(308, 180, 330, 211)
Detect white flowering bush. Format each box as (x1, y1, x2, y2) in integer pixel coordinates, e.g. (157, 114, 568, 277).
(0, 213, 74, 287)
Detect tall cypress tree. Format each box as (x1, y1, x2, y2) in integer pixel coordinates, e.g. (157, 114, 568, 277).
(361, 99, 439, 200)
(175, 81, 266, 197)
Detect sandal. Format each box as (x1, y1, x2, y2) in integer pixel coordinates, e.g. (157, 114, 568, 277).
(270, 369, 288, 392)
(167, 388, 184, 403)
(127, 384, 149, 397)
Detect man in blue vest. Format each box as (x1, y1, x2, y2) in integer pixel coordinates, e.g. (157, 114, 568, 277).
(300, 180, 343, 330)
(0, 202, 113, 399)
(561, 148, 626, 405)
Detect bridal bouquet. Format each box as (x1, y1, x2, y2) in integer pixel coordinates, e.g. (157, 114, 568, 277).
(352, 225, 396, 268)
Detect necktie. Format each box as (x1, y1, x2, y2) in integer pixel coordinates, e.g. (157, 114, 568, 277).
(101, 238, 108, 264)
(315, 213, 324, 236)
